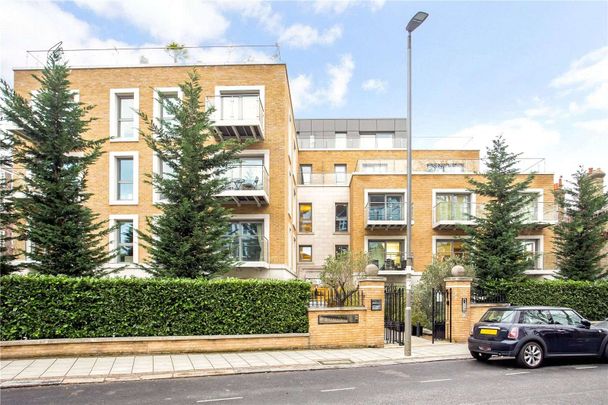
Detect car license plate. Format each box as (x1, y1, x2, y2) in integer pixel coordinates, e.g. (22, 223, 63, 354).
(480, 328, 498, 335)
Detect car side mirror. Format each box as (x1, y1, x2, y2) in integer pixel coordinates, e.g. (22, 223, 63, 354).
(580, 319, 591, 329)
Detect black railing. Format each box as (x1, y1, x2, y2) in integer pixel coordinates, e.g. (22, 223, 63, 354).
(385, 285, 405, 345)
(309, 288, 364, 308)
(471, 286, 509, 304)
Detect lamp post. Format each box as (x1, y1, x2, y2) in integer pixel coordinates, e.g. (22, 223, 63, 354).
(404, 11, 428, 357)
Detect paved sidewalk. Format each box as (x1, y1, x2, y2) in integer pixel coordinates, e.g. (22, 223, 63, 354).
(0, 337, 469, 388)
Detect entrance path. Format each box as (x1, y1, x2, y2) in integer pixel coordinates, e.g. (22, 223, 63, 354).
(1, 337, 469, 388)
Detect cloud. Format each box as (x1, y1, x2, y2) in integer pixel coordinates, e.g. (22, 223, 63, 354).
(290, 54, 355, 111)
(574, 118, 608, 134)
(361, 79, 387, 93)
(279, 24, 342, 48)
(312, 0, 386, 14)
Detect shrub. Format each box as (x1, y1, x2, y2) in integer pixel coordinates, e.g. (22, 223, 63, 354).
(0, 275, 310, 340)
(485, 279, 608, 321)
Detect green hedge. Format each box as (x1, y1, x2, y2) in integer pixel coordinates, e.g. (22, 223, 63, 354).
(0, 275, 310, 340)
(485, 280, 608, 321)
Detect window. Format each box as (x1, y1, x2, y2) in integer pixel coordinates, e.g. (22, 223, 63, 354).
(435, 193, 472, 221)
(521, 192, 540, 222)
(335, 245, 348, 256)
(299, 203, 313, 232)
(368, 194, 403, 221)
(300, 164, 312, 184)
(225, 157, 264, 190)
(335, 132, 347, 149)
(335, 203, 348, 232)
(521, 310, 551, 325)
(116, 220, 134, 263)
(520, 239, 541, 269)
(228, 221, 265, 262)
(299, 245, 312, 262)
(110, 89, 139, 141)
(550, 310, 582, 326)
(334, 164, 347, 184)
(109, 152, 139, 205)
(376, 133, 393, 149)
(117, 158, 134, 201)
(480, 309, 518, 323)
(435, 239, 466, 261)
(360, 134, 375, 149)
(153, 154, 175, 203)
(368, 240, 404, 270)
(159, 93, 178, 126)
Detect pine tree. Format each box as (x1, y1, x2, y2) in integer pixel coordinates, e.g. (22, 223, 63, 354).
(0, 130, 20, 275)
(553, 168, 608, 280)
(0, 47, 112, 276)
(464, 136, 535, 282)
(138, 71, 246, 278)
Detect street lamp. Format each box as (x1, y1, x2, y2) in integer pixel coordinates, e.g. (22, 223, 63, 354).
(404, 11, 428, 357)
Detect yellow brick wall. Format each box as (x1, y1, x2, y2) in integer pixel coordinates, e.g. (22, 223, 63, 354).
(13, 64, 292, 267)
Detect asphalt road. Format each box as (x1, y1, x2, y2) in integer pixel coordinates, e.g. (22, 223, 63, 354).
(2, 357, 607, 405)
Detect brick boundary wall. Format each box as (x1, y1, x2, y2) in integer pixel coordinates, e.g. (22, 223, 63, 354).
(0, 278, 387, 359)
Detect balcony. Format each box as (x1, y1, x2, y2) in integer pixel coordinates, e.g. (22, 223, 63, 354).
(433, 201, 475, 229)
(298, 172, 352, 185)
(218, 164, 269, 206)
(355, 158, 547, 174)
(365, 202, 409, 230)
(369, 252, 406, 271)
(206, 94, 265, 141)
(229, 234, 269, 269)
(519, 202, 558, 228)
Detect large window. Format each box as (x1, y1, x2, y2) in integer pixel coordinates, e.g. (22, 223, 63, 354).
(159, 92, 178, 126)
(228, 221, 264, 262)
(299, 203, 313, 232)
(368, 194, 403, 221)
(117, 157, 134, 201)
(334, 164, 347, 184)
(521, 192, 540, 222)
(110, 89, 139, 141)
(435, 193, 471, 221)
(299, 245, 312, 262)
(335, 203, 348, 232)
(335, 245, 348, 256)
(116, 220, 134, 263)
(368, 240, 404, 270)
(300, 164, 312, 185)
(435, 239, 466, 261)
(520, 239, 541, 269)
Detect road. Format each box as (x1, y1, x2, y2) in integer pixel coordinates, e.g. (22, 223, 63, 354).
(2, 357, 607, 405)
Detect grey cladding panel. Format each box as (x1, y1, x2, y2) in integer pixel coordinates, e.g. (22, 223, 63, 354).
(335, 120, 347, 131)
(311, 120, 324, 131)
(323, 120, 335, 131)
(359, 119, 376, 131)
(377, 119, 395, 131)
(347, 120, 360, 131)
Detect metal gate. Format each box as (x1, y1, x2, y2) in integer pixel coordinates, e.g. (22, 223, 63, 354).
(431, 288, 452, 343)
(384, 285, 405, 345)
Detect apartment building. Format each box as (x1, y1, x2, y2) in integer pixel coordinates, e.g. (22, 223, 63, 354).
(11, 61, 300, 279)
(295, 119, 558, 284)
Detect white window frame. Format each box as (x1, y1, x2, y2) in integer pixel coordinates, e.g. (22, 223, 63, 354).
(153, 87, 183, 130)
(110, 88, 140, 142)
(522, 188, 544, 221)
(230, 213, 270, 267)
(431, 189, 476, 225)
(152, 152, 173, 204)
(364, 235, 408, 274)
(109, 214, 139, 265)
(431, 236, 469, 260)
(109, 151, 139, 205)
(517, 235, 544, 269)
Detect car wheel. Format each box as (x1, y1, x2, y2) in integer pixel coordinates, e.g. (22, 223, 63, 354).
(471, 351, 491, 362)
(517, 341, 544, 369)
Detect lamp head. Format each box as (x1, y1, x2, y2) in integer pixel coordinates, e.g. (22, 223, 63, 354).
(406, 11, 429, 33)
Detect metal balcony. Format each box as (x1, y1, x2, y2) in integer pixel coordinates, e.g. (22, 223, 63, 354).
(206, 94, 265, 141)
(432, 202, 476, 229)
(218, 164, 269, 206)
(365, 202, 409, 230)
(369, 253, 406, 271)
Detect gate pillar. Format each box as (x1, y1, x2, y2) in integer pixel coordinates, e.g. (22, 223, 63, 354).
(358, 277, 386, 347)
(444, 276, 473, 343)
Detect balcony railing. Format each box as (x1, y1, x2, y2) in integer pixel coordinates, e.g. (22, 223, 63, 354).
(475, 202, 558, 227)
(229, 234, 269, 265)
(369, 253, 406, 271)
(297, 134, 407, 150)
(219, 164, 269, 206)
(365, 202, 409, 229)
(298, 172, 351, 185)
(356, 158, 547, 174)
(433, 201, 475, 228)
(523, 252, 558, 271)
(206, 94, 265, 140)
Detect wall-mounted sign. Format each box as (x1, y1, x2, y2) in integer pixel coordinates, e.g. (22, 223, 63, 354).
(318, 314, 359, 324)
(371, 299, 382, 311)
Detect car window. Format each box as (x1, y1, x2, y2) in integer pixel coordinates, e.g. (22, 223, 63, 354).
(550, 310, 583, 326)
(480, 309, 517, 323)
(521, 310, 551, 325)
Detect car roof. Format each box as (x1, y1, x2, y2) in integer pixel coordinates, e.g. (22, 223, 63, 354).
(488, 306, 572, 310)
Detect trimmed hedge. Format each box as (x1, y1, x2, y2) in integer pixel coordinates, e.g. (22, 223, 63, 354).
(485, 280, 608, 321)
(0, 275, 310, 340)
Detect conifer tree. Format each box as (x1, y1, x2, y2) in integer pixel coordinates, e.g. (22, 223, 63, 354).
(464, 136, 535, 282)
(0, 130, 19, 275)
(553, 168, 608, 280)
(0, 47, 112, 276)
(139, 71, 245, 278)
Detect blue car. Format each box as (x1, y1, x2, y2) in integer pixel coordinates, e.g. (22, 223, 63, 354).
(468, 306, 608, 368)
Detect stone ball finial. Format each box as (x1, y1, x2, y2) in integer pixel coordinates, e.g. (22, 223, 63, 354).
(451, 265, 465, 277)
(365, 263, 379, 276)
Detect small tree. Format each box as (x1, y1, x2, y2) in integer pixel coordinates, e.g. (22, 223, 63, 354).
(165, 42, 189, 64)
(320, 251, 368, 306)
(138, 71, 245, 278)
(464, 136, 535, 283)
(0, 47, 112, 276)
(0, 130, 19, 275)
(553, 168, 608, 280)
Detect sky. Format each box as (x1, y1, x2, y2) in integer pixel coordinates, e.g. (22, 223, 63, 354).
(1, 0, 607, 181)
